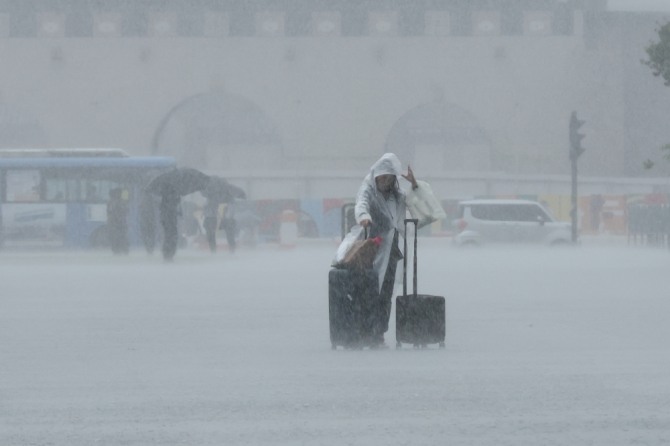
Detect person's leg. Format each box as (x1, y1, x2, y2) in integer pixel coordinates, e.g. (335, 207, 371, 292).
(374, 261, 397, 343)
(371, 231, 401, 346)
(120, 224, 130, 254)
(222, 219, 237, 253)
(109, 225, 122, 254)
(108, 226, 118, 254)
(204, 216, 217, 252)
(141, 215, 156, 254)
(162, 216, 178, 261)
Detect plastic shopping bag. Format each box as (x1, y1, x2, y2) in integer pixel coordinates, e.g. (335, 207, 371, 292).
(340, 236, 382, 270)
(406, 180, 447, 228)
(333, 225, 382, 270)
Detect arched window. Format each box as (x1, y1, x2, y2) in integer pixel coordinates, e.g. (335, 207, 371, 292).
(153, 91, 283, 171)
(385, 101, 492, 173)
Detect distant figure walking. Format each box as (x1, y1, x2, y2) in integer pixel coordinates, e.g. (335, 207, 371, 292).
(203, 199, 238, 253)
(139, 192, 158, 254)
(220, 201, 238, 253)
(159, 187, 181, 261)
(107, 188, 129, 255)
(201, 176, 246, 253)
(590, 194, 605, 233)
(203, 197, 220, 253)
(145, 167, 212, 260)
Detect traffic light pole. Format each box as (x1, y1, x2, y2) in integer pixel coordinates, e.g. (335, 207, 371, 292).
(570, 153, 579, 244)
(568, 111, 585, 245)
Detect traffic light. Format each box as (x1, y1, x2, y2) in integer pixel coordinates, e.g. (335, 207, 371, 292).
(569, 111, 585, 159)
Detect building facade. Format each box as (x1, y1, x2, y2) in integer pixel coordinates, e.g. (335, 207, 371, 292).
(1, 0, 670, 198)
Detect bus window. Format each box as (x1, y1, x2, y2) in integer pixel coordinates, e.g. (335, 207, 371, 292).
(45, 178, 77, 202)
(43, 176, 120, 203)
(5, 170, 41, 202)
(84, 183, 102, 202)
(82, 180, 119, 203)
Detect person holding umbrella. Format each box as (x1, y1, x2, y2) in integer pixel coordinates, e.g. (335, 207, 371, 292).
(146, 167, 210, 261)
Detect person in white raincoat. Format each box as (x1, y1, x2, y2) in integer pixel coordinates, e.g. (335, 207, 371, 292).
(355, 153, 418, 347)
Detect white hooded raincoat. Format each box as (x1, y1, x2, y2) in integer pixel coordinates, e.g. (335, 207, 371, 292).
(354, 153, 410, 291)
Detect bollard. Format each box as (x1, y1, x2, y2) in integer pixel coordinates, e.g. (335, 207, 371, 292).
(279, 209, 298, 249)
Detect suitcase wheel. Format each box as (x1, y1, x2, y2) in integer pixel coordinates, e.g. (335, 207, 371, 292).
(396, 341, 402, 350)
(439, 342, 445, 349)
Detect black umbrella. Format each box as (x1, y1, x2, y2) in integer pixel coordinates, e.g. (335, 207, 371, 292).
(203, 176, 246, 202)
(146, 167, 210, 197)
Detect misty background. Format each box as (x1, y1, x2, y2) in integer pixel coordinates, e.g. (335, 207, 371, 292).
(2, 0, 670, 202)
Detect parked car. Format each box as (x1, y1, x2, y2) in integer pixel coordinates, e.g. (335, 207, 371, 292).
(452, 199, 571, 246)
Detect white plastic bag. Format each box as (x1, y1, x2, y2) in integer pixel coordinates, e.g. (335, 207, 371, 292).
(406, 180, 447, 228)
(333, 225, 366, 265)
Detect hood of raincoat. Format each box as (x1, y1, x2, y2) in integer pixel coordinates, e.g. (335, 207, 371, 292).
(370, 153, 402, 179)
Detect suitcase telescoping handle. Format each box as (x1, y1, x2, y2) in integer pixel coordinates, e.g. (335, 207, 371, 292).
(403, 218, 419, 298)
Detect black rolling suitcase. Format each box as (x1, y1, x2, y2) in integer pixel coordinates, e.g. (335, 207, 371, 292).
(328, 267, 378, 349)
(329, 204, 379, 350)
(395, 218, 446, 349)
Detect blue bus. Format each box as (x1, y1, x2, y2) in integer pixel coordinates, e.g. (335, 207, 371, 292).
(0, 149, 176, 249)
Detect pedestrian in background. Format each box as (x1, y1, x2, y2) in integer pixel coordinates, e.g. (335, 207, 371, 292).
(139, 192, 158, 254)
(159, 186, 181, 261)
(203, 196, 221, 253)
(220, 200, 238, 253)
(107, 187, 129, 255)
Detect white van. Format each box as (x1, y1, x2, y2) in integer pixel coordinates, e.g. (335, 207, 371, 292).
(453, 199, 571, 246)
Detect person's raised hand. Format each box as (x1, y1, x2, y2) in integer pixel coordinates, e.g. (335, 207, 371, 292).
(360, 219, 372, 228)
(402, 165, 418, 190)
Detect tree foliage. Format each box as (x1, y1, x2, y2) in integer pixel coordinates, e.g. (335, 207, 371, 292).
(643, 144, 670, 170)
(662, 143, 670, 161)
(644, 22, 670, 86)
(642, 24, 670, 171)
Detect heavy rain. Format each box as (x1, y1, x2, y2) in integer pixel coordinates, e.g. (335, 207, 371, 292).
(2, 1, 670, 445)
